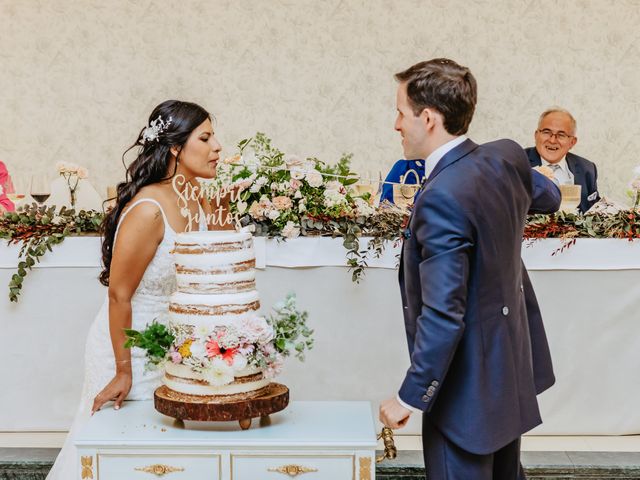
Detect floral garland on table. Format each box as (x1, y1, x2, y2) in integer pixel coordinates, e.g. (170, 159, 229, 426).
(125, 293, 313, 384)
(210, 133, 408, 281)
(0, 205, 103, 302)
(525, 209, 640, 249)
(525, 166, 640, 250)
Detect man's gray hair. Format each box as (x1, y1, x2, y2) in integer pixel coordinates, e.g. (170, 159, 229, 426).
(538, 107, 577, 135)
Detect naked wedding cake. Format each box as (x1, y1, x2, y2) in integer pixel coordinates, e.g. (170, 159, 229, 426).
(163, 229, 278, 399)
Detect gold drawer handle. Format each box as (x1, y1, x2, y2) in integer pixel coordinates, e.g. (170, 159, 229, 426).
(134, 464, 185, 476)
(267, 464, 318, 476)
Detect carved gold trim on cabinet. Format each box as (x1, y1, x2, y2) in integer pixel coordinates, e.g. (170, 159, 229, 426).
(267, 464, 318, 476)
(81, 456, 94, 479)
(134, 463, 185, 476)
(359, 457, 372, 480)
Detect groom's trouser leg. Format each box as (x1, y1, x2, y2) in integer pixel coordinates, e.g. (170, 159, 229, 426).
(422, 413, 525, 480)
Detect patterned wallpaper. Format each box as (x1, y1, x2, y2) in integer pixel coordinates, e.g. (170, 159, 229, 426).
(1, 0, 639, 202)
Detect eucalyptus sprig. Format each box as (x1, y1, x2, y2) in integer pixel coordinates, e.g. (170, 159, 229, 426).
(267, 293, 313, 361)
(0, 204, 103, 302)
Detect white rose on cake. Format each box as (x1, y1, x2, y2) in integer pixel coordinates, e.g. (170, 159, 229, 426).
(203, 358, 235, 386)
(231, 354, 248, 373)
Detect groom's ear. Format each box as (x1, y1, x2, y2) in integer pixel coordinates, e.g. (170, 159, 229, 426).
(420, 108, 439, 131)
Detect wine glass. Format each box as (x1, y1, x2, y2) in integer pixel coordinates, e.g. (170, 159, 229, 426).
(30, 175, 51, 206)
(4, 172, 25, 205)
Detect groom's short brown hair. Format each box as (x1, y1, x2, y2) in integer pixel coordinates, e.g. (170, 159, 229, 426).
(395, 58, 477, 135)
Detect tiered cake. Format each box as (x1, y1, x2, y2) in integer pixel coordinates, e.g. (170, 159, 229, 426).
(163, 229, 273, 399)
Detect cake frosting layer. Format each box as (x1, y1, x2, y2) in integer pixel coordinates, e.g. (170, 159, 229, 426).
(162, 373, 270, 396)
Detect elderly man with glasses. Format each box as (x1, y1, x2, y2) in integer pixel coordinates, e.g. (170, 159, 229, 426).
(526, 108, 599, 212)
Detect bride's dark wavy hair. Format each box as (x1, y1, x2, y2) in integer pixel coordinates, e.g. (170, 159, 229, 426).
(99, 100, 210, 286)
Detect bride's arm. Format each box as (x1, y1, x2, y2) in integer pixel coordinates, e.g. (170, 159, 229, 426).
(91, 202, 164, 413)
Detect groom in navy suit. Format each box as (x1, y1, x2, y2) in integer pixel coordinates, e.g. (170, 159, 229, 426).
(379, 59, 560, 479)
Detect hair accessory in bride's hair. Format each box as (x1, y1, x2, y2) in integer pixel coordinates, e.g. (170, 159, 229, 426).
(142, 115, 173, 144)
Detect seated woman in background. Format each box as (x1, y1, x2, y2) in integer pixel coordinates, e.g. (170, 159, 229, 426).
(0, 160, 15, 212)
(379, 158, 425, 204)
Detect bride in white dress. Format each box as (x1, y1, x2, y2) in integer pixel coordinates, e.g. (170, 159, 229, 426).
(47, 100, 232, 479)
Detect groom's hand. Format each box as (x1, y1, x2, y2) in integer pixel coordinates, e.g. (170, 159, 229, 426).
(379, 397, 412, 429)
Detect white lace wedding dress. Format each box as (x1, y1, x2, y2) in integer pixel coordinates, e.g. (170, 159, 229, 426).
(47, 198, 204, 480)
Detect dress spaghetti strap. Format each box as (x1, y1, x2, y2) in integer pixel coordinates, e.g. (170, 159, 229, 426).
(114, 198, 173, 244)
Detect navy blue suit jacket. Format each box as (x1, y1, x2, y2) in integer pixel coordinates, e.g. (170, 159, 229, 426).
(526, 147, 599, 213)
(398, 139, 559, 455)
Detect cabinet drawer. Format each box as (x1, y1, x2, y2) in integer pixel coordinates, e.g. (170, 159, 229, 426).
(231, 454, 355, 480)
(96, 453, 221, 479)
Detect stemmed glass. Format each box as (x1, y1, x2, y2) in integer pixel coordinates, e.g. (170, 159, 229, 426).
(30, 174, 51, 206)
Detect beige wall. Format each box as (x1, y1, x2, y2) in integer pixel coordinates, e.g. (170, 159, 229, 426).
(1, 0, 639, 202)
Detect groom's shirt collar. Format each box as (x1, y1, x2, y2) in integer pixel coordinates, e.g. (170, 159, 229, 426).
(424, 135, 468, 179)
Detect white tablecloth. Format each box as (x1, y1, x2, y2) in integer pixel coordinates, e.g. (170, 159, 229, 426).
(1, 237, 639, 435)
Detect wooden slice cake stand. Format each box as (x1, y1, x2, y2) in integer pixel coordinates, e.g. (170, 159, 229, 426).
(154, 382, 289, 430)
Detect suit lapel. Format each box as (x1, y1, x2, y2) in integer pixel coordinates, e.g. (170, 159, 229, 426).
(528, 148, 543, 167)
(566, 154, 584, 184)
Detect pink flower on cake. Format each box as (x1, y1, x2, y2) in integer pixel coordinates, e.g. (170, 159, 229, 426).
(239, 315, 274, 344)
(237, 344, 255, 357)
(272, 196, 293, 211)
(205, 338, 237, 365)
(170, 350, 182, 364)
(261, 342, 276, 356)
(265, 354, 284, 378)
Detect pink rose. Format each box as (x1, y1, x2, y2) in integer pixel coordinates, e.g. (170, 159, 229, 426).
(290, 179, 302, 190)
(170, 350, 182, 364)
(272, 196, 293, 210)
(248, 201, 266, 220)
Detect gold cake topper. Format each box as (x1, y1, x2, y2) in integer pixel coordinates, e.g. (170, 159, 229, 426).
(172, 174, 243, 231)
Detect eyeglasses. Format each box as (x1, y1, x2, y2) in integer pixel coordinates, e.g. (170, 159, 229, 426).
(536, 129, 574, 142)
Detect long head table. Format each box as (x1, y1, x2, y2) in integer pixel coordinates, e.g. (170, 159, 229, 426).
(1, 237, 638, 435)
